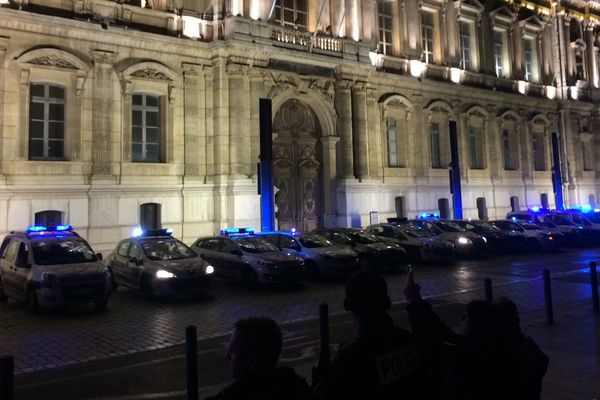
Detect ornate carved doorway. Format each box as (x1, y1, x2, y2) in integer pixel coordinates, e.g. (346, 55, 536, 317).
(273, 99, 322, 232)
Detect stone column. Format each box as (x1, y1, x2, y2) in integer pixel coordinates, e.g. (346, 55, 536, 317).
(335, 80, 353, 178)
(183, 63, 202, 177)
(352, 84, 368, 180)
(585, 22, 596, 87)
(92, 49, 116, 176)
(249, 71, 264, 179)
(72, 73, 86, 161)
(0, 36, 7, 171)
(227, 65, 249, 178)
(212, 58, 229, 177)
(319, 135, 340, 227)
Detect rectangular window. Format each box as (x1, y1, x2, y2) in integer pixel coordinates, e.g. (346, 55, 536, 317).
(532, 134, 545, 171)
(459, 21, 471, 70)
(494, 30, 504, 77)
(29, 84, 65, 160)
(430, 122, 442, 168)
(132, 94, 161, 163)
(502, 129, 517, 170)
(378, 0, 393, 56)
(421, 12, 435, 64)
(387, 118, 400, 167)
(468, 126, 484, 169)
(524, 37, 539, 82)
(275, 0, 307, 29)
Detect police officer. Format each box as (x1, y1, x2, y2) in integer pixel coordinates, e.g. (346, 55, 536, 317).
(316, 270, 425, 400)
(208, 316, 318, 400)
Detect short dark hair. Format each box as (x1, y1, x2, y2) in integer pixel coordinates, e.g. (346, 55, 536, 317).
(234, 317, 282, 370)
(344, 270, 391, 315)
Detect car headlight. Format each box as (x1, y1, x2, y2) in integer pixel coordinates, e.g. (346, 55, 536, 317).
(205, 265, 214, 275)
(156, 270, 176, 279)
(481, 237, 487, 243)
(457, 237, 472, 245)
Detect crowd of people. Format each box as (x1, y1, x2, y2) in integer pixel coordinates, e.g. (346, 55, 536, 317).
(208, 270, 549, 400)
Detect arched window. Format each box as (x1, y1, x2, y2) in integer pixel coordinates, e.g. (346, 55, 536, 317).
(29, 84, 65, 160)
(140, 203, 161, 231)
(34, 210, 63, 226)
(532, 132, 546, 171)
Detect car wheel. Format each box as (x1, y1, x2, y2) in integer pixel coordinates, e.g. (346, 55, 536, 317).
(0, 277, 7, 302)
(141, 276, 155, 300)
(241, 269, 258, 290)
(306, 261, 320, 280)
(27, 287, 41, 314)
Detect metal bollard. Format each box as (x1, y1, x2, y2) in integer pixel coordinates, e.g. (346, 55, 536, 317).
(185, 325, 199, 400)
(484, 278, 493, 303)
(591, 262, 599, 314)
(0, 355, 14, 400)
(311, 303, 330, 388)
(543, 269, 554, 324)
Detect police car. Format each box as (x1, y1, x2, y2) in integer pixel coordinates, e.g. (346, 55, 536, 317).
(190, 228, 305, 288)
(0, 225, 112, 312)
(105, 228, 214, 300)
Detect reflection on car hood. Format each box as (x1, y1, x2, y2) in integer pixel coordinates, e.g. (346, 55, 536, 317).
(364, 242, 401, 251)
(247, 252, 301, 263)
(149, 258, 204, 270)
(43, 261, 106, 275)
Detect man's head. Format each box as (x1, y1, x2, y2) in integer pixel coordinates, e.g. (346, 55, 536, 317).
(227, 317, 282, 379)
(343, 270, 391, 317)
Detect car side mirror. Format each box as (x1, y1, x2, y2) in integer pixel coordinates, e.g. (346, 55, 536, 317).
(96, 253, 103, 261)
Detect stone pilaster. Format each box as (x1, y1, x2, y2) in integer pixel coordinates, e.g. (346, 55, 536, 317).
(183, 63, 203, 177)
(335, 81, 353, 178)
(227, 65, 249, 178)
(92, 49, 116, 176)
(0, 36, 8, 177)
(585, 22, 596, 87)
(319, 135, 340, 227)
(351, 85, 368, 180)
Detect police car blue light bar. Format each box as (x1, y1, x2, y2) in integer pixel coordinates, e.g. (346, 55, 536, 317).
(27, 225, 73, 232)
(221, 227, 255, 236)
(530, 206, 541, 212)
(416, 212, 439, 220)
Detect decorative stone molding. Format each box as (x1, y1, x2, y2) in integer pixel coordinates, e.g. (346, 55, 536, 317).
(120, 61, 179, 83)
(17, 48, 91, 72)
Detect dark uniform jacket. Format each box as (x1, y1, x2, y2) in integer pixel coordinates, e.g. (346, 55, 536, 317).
(207, 367, 318, 400)
(318, 314, 426, 400)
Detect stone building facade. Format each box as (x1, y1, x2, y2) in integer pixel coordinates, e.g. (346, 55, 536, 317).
(0, 0, 598, 251)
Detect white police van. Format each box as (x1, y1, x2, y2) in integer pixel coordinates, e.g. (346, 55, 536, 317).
(0, 225, 111, 312)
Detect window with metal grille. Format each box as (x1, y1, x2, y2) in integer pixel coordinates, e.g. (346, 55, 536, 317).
(132, 94, 161, 162)
(524, 37, 539, 82)
(274, 0, 307, 29)
(29, 84, 65, 160)
(532, 133, 545, 171)
(386, 118, 402, 167)
(468, 126, 484, 169)
(502, 129, 517, 170)
(430, 122, 442, 168)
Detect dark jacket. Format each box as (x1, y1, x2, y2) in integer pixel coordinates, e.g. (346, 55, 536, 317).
(318, 313, 427, 400)
(406, 299, 548, 400)
(207, 367, 318, 400)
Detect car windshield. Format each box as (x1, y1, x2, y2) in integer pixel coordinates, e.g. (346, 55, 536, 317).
(397, 225, 431, 238)
(31, 237, 98, 265)
(543, 214, 572, 226)
(298, 234, 333, 248)
(140, 238, 196, 261)
(492, 221, 523, 232)
(235, 237, 279, 253)
(568, 213, 591, 226)
(435, 221, 465, 232)
(346, 231, 379, 244)
(521, 222, 543, 231)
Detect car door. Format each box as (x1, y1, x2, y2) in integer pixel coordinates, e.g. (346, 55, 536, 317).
(127, 242, 145, 288)
(193, 238, 228, 276)
(217, 238, 247, 278)
(0, 239, 24, 299)
(110, 241, 132, 287)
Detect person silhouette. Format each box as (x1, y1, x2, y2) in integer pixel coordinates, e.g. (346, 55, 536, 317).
(207, 316, 318, 400)
(316, 270, 426, 400)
